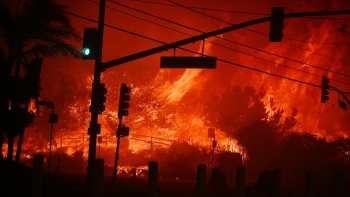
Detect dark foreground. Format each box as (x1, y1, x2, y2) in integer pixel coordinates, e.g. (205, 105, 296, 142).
(0, 160, 347, 197)
(2, 171, 343, 197)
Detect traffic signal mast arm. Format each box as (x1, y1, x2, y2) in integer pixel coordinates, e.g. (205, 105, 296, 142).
(102, 10, 350, 70)
(329, 85, 350, 106)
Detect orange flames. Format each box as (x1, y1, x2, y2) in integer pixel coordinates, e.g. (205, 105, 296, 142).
(2, 0, 350, 170)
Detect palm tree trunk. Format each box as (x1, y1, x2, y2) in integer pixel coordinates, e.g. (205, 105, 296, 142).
(7, 136, 14, 161)
(15, 128, 25, 162)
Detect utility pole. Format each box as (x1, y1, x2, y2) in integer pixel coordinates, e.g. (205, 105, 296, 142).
(87, 0, 106, 186)
(37, 101, 58, 173)
(112, 83, 131, 183)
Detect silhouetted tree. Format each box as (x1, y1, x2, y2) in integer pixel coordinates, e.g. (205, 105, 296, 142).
(333, 137, 350, 161)
(236, 120, 279, 176)
(331, 137, 350, 178)
(276, 132, 330, 186)
(156, 142, 210, 180)
(0, 0, 80, 161)
(200, 86, 300, 178)
(201, 86, 268, 133)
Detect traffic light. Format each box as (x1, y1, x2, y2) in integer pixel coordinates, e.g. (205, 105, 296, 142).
(118, 83, 131, 119)
(90, 83, 107, 114)
(88, 122, 101, 135)
(321, 76, 330, 103)
(269, 7, 284, 42)
(82, 28, 97, 60)
(117, 125, 130, 137)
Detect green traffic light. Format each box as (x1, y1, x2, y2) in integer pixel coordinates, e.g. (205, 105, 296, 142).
(82, 47, 90, 56)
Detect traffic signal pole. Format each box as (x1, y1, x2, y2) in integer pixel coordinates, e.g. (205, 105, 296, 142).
(113, 83, 131, 183)
(87, 0, 106, 186)
(112, 121, 122, 183)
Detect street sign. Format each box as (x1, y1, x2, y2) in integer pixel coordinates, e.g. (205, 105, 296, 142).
(160, 56, 216, 69)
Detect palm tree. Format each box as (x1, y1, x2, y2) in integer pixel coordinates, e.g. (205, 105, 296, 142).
(0, 0, 81, 161)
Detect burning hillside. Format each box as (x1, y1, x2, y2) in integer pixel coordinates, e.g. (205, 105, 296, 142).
(1, 0, 350, 173)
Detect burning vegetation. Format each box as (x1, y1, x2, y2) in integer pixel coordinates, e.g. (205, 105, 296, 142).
(1, 0, 350, 189)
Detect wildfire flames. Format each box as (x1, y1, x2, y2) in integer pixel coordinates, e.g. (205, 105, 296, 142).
(2, 0, 350, 173)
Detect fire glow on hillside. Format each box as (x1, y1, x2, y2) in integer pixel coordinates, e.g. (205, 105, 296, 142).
(1, 0, 350, 171)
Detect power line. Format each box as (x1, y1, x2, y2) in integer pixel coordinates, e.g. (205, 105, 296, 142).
(165, 0, 350, 78)
(282, 41, 350, 66)
(109, 0, 350, 79)
(154, 0, 350, 64)
(126, 0, 269, 16)
(128, 0, 350, 21)
(165, 0, 350, 45)
(166, 0, 350, 45)
(35, 0, 350, 94)
(302, 101, 336, 132)
(298, 16, 350, 20)
(94, 1, 350, 86)
(165, 1, 350, 55)
(89, 0, 187, 35)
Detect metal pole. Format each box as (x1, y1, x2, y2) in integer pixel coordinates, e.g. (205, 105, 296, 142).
(87, 0, 106, 185)
(195, 164, 207, 197)
(48, 106, 54, 174)
(148, 161, 158, 196)
(151, 136, 153, 151)
(236, 167, 246, 197)
(112, 134, 121, 183)
(305, 171, 315, 197)
(212, 134, 215, 167)
(31, 154, 44, 197)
